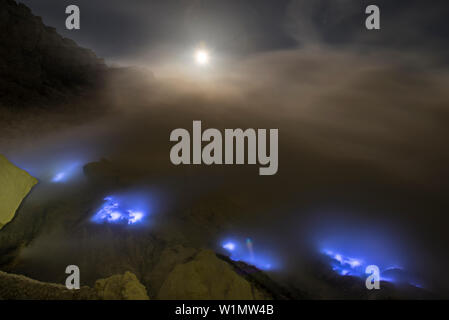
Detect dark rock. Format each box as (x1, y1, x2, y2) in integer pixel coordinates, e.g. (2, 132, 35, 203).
(157, 249, 270, 300)
(0, 0, 106, 108)
(0, 270, 97, 300)
(83, 158, 121, 186)
(94, 271, 150, 300)
(218, 254, 307, 300)
(0, 269, 149, 300)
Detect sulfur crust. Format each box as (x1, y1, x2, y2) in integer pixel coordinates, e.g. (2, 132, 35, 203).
(0, 154, 38, 230)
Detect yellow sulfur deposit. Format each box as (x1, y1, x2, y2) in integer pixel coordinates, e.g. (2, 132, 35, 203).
(0, 155, 37, 230)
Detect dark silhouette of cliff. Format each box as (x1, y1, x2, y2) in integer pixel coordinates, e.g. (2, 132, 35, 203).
(0, 0, 106, 108)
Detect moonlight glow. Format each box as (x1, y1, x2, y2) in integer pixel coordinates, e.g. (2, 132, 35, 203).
(194, 49, 210, 66)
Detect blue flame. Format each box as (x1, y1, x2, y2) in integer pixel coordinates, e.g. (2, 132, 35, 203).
(222, 242, 236, 251)
(51, 161, 82, 183)
(221, 238, 277, 271)
(52, 172, 67, 183)
(322, 249, 366, 277)
(309, 215, 426, 288)
(321, 249, 423, 288)
(91, 195, 147, 225)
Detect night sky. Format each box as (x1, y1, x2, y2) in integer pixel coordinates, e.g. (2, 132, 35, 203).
(19, 0, 449, 62)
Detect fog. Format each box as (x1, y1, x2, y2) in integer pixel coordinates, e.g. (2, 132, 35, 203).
(1, 45, 449, 296)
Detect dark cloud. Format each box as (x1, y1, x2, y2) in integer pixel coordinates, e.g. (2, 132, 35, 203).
(286, 0, 449, 59)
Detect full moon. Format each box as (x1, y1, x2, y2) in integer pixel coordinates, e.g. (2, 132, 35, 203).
(194, 49, 210, 66)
